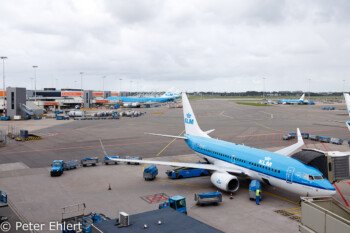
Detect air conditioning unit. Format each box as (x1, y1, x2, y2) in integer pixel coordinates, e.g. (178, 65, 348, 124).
(119, 212, 129, 227)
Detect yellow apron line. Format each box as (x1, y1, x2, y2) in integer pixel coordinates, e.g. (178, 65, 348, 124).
(263, 191, 300, 205)
(289, 210, 301, 214)
(283, 206, 301, 212)
(142, 129, 185, 170)
(252, 121, 285, 133)
(156, 129, 185, 157)
(155, 178, 210, 188)
(282, 206, 301, 212)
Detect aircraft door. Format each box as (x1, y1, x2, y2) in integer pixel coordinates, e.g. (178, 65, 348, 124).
(286, 167, 295, 184)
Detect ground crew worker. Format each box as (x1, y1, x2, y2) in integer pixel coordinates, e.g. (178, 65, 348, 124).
(256, 189, 261, 205)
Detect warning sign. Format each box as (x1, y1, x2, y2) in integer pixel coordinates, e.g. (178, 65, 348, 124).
(141, 193, 169, 204)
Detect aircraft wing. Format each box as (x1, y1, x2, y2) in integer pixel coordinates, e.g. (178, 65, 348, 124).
(274, 128, 304, 156)
(108, 158, 244, 175)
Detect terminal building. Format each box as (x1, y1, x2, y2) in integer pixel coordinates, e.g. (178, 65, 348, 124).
(0, 87, 122, 119)
(91, 208, 223, 233)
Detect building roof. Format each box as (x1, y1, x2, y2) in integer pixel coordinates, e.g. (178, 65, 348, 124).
(92, 208, 223, 233)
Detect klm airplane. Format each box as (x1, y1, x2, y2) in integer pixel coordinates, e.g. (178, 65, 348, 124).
(105, 91, 179, 104)
(111, 93, 336, 196)
(344, 93, 350, 131)
(277, 94, 305, 105)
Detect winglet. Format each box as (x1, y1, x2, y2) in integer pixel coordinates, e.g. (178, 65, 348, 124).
(296, 128, 303, 143)
(299, 94, 305, 101)
(274, 128, 304, 156)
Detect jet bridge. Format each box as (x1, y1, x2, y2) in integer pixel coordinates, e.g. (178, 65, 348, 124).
(19, 102, 43, 117)
(291, 149, 350, 183)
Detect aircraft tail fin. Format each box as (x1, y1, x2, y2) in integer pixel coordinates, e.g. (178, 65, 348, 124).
(182, 93, 209, 138)
(299, 94, 305, 101)
(344, 93, 350, 117)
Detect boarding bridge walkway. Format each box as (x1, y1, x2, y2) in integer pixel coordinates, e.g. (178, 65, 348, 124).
(19, 102, 43, 117)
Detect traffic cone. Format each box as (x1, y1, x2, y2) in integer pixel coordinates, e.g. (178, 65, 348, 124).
(108, 184, 112, 190)
(229, 193, 233, 199)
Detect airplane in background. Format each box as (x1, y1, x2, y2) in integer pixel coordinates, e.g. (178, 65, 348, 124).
(110, 93, 336, 197)
(162, 91, 181, 99)
(277, 94, 305, 105)
(344, 93, 350, 131)
(105, 91, 179, 107)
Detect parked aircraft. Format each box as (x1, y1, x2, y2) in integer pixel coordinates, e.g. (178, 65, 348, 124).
(344, 93, 350, 131)
(110, 93, 336, 197)
(277, 94, 305, 105)
(105, 91, 179, 106)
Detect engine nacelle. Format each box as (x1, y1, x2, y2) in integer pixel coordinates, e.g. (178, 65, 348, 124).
(210, 171, 240, 193)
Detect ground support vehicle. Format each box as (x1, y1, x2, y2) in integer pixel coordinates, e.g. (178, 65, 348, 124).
(194, 192, 222, 206)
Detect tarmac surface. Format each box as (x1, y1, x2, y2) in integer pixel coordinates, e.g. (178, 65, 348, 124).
(0, 99, 350, 233)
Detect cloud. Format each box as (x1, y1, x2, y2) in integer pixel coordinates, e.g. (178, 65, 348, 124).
(0, 0, 349, 92)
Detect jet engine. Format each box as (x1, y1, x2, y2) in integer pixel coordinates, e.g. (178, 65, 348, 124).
(210, 171, 240, 192)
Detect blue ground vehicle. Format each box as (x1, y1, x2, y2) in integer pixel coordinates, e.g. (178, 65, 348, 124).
(143, 164, 158, 180)
(56, 115, 69, 120)
(104, 156, 120, 165)
(309, 135, 320, 141)
(0, 190, 7, 207)
(166, 166, 210, 179)
(81, 157, 98, 167)
(51, 160, 78, 176)
(348, 139, 350, 146)
(249, 180, 263, 201)
(330, 138, 343, 145)
(159, 195, 187, 214)
(51, 160, 65, 176)
(64, 160, 79, 170)
(194, 192, 222, 206)
(319, 136, 330, 143)
(0, 116, 10, 121)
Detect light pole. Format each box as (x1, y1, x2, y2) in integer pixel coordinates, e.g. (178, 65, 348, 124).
(102, 76, 106, 97)
(1, 56, 7, 116)
(130, 80, 133, 96)
(343, 80, 345, 93)
(80, 72, 84, 108)
(262, 77, 266, 99)
(119, 78, 122, 96)
(32, 66, 38, 102)
(80, 72, 84, 91)
(308, 78, 311, 100)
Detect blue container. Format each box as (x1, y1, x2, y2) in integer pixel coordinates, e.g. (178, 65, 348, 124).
(249, 180, 262, 200)
(143, 164, 158, 180)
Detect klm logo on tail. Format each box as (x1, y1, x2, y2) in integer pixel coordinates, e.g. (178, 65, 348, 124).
(185, 113, 194, 125)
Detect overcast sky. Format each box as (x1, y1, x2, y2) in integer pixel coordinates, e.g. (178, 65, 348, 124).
(0, 0, 349, 92)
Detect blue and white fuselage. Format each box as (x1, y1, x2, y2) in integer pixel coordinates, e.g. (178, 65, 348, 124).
(106, 96, 174, 103)
(277, 93, 305, 105)
(185, 134, 335, 196)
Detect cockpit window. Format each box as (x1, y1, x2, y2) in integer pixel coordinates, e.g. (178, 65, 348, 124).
(304, 174, 324, 180)
(313, 175, 324, 180)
